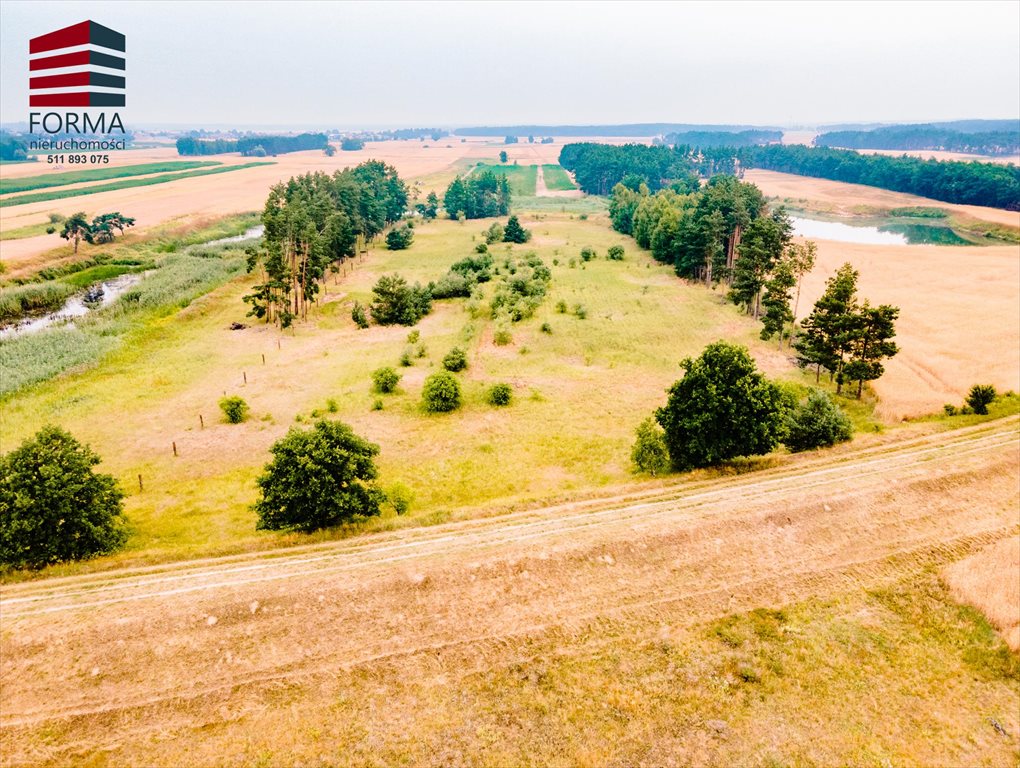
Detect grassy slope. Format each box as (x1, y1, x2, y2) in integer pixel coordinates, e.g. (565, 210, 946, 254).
(2, 210, 822, 571)
(0, 161, 220, 195)
(0, 162, 274, 208)
(542, 163, 578, 190)
(476, 162, 538, 196)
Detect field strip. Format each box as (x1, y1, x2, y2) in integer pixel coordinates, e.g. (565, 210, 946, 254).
(2, 420, 1015, 600)
(2, 424, 1016, 616)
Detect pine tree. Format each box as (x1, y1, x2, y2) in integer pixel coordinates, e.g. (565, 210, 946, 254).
(843, 301, 899, 398)
(760, 258, 796, 347)
(793, 263, 859, 389)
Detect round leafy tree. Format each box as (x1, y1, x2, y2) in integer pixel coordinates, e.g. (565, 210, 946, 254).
(254, 420, 383, 532)
(487, 382, 513, 406)
(655, 342, 791, 471)
(0, 426, 126, 569)
(784, 390, 853, 452)
(372, 366, 401, 394)
(422, 372, 462, 413)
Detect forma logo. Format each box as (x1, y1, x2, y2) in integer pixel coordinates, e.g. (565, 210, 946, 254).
(28, 20, 127, 142)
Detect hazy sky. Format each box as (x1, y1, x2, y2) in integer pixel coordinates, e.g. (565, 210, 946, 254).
(2, 0, 1018, 129)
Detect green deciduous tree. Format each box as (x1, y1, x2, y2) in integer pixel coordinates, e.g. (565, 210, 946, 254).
(631, 417, 670, 475)
(655, 342, 791, 471)
(422, 371, 462, 412)
(254, 420, 382, 532)
(784, 390, 853, 452)
(0, 426, 126, 569)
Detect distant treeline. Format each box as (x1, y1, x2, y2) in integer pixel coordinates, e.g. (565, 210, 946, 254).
(559, 143, 735, 195)
(176, 133, 328, 157)
(663, 129, 782, 147)
(559, 141, 1020, 210)
(815, 125, 1020, 156)
(455, 123, 774, 137)
(739, 144, 1020, 210)
(1, 134, 29, 161)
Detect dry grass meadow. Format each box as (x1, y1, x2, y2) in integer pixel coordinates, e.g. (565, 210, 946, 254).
(2, 139, 1019, 766)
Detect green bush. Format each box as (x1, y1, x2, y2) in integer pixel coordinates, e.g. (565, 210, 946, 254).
(253, 420, 383, 532)
(372, 398, 384, 411)
(326, 398, 339, 413)
(540, 322, 553, 334)
(407, 330, 420, 344)
(474, 242, 488, 254)
(607, 245, 625, 261)
(943, 404, 958, 416)
(351, 301, 369, 329)
(783, 390, 853, 452)
(573, 304, 588, 319)
(219, 395, 250, 424)
(386, 482, 414, 515)
(493, 326, 513, 346)
(631, 417, 670, 475)
(370, 274, 432, 326)
(484, 222, 504, 244)
(442, 346, 469, 372)
(399, 348, 414, 366)
(966, 384, 997, 415)
(385, 224, 414, 251)
(556, 300, 568, 313)
(0, 426, 126, 569)
(372, 367, 401, 394)
(487, 382, 513, 406)
(502, 215, 531, 243)
(422, 371, 462, 412)
(580, 246, 596, 262)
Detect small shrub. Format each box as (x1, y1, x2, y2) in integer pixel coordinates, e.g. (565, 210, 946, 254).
(422, 371, 462, 412)
(579, 213, 589, 221)
(326, 398, 339, 413)
(474, 242, 488, 254)
(607, 245, 625, 261)
(406, 330, 420, 343)
(488, 383, 513, 406)
(493, 326, 513, 346)
(220, 395, 250, 424)
(573, 304, 587, 319)
(552, 258, 559, 266)
(568, 258, 576, 268)
(399, 349, 413, 366)
(415, 342, 428, 358)
(503, 215, 531, 244)
(442, 347, 468, 372)
(784, 390, 853, 452)
(943, 404, 958, 416)
(386, 482, 414, 515)
(540, 322, 553, 334)
(966, 384, 997, 415)
(631, 418, 670, 475)
(580, 247, 595, 262)
(372, 398, 384, 411)
(485, 222, 505, 244)
(351, 301, 369, 329)
(385, 224, 414, 250)
(372, 367, 401, 394)
(556, 300, 568, 313)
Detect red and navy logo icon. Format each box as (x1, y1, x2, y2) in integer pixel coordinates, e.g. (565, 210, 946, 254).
(29, 20, 125, 108)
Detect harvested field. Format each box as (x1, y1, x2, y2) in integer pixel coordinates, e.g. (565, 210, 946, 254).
(944, 535, 1020, 651)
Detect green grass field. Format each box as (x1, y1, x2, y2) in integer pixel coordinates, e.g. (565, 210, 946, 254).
(0, 161, 220, 196)
(475, 162, 538, 196)
(0, 208, 894, 575)
(0, 220, 54, 241)
(0, 162, 274, 208)
(542, 163, 578, 190)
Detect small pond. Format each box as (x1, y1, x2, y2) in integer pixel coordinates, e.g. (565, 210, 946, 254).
(790, 215, 973, 246)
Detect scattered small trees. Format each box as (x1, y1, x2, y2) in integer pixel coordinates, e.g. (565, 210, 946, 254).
(254, 420, 383, 532)
(655, 342, 790, 471)
(966, 384, 997, 415)
(631, 417, 670, 475)
(499, 150, 508, 163)
(442, 347, 468, 372)
(370, 274, 432, 326)
(89, 212, 136, 244)
(422, 372, 462, 412)
(444, 172, 511, 219)
(372, 367, 401, 394)
(219, 396, 250, 424)
(0, 426, 126, 569)
(784, 390, 853, 452)
(503, 215, 531, 243)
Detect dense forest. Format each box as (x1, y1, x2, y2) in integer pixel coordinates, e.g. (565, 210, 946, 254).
(559, 143, 736, 195)
(244, 160, 407, 327)
(738, 144, 1020, 210)
(560, 141, 1020, 210)
(176, 133, 327, 157)
(815, 125, 1020, 156)
(662, 129, 782, 147)
(443, 171, 511, 219)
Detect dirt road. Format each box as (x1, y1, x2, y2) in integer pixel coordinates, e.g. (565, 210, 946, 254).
(1, 419, 1018, 765)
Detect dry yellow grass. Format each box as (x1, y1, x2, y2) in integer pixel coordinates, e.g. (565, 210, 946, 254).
(944, 535, 1020, 651)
